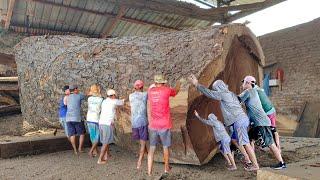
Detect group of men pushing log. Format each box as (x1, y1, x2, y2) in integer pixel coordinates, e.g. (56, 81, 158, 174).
(58, 74, 286, 176)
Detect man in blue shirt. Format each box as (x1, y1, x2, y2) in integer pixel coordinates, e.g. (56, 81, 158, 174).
(239, 76, 286, 170)
(59, 85, 69, 137)
(65, 85, 86, 155)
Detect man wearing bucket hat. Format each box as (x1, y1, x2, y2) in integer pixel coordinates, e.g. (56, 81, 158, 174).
(98, 89, 124, 164)
(147, 74, 181, 176)
(129, 80, 148, 169)
(64, 85, 86, 155)
(86, 84, 103, 157)
(239, 76, 286, 170)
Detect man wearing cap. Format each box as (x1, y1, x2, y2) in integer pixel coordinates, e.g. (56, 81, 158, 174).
(64, 85, 86, 155)
(242, 76, 281, 151)
(129, 80, 148, 169)
(98, 89, 124, 164)
(59, 85, 70, 137)
(239, 76, 286, 170)
(147, 74, 181, 175)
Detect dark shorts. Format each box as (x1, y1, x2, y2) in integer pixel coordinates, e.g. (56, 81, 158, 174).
(66, 121, 86, 137)
(249, 126, 274, 148)
(132, 125, 148, 141)
(149, 129, 171, 147)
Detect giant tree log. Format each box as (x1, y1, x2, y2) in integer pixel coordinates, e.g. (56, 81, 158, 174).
(14, 24, 264, 165)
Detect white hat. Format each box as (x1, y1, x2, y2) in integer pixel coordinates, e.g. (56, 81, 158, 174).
(107, 89, 116, 96)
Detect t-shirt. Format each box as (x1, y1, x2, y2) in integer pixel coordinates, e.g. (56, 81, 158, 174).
(86, 96, 103, 123)
(99, 98, 124, 125)
(239, 89, 271, 127)
(255, 86, 275, 115)
(148, 86, 176, 130)
(59, 97, 67, 118)
(129, 91, 148, 128)
(66, 93, 85, 122)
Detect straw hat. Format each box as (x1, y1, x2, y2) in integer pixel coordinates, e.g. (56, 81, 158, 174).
(89, 84, 101, 96)
(154, 74, 167, 84)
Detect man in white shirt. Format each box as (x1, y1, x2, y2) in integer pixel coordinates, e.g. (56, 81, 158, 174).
(97, 89, 124, 164)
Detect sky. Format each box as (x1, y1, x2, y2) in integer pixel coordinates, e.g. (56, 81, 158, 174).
(180, 0, 320, 36)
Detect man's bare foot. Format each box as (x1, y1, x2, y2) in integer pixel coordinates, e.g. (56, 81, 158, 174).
(74, 150, 78, 155)
(78, 149, 85, 153)
(137, 161, 142, 170)
(227, 165, 237, 171)
(97, 160, 107, 165)
(244, 166, 259, 172)
(164, 166, 172, 173)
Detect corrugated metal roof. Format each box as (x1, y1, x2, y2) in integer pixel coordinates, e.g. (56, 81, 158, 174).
(0, 0, 285, 38)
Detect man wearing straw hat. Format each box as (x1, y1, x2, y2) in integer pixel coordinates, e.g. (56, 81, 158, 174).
(147, 74, 181, 176)
(86, 84, 103, 157)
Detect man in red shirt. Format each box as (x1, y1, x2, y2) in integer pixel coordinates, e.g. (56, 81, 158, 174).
(147, 74, 181, 176)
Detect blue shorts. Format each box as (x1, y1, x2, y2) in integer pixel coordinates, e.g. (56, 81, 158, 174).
(99, 125, 114, 145)
(231, 117, 250, 146)
(219, 138, 231, 154)
(149, 129, 171, 147)
(66, 121, 86, 137)
(132, 125, 149, 141)
(59, 117, 68, 137)
(87, 121, 100, 143)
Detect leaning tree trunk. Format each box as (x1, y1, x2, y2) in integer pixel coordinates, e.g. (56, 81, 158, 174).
(14, 24, 264, 165)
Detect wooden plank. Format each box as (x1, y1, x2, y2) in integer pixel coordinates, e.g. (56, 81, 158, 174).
(0, 77, 18, 82)
(101, 6, 126, 38)
(4, 0, 16, 29)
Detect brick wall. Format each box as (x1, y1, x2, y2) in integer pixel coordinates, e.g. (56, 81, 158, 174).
(259, 18, 320, 119)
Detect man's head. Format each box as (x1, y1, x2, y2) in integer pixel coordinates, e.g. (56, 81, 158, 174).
(107, 89, 117, 99)
(242, 76, 256, 90)
(208, 113, 218, 121)
(154, 74, 167, 87)
(134, 80, 144, 91)
(63, 85, 70, 95)
(69, 85, 78, 93)
(212, 80, 229, 92)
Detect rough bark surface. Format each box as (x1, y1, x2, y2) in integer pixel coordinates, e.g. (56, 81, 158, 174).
(15, 24, 264, 165)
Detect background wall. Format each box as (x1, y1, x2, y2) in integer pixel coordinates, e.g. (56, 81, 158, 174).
(259, 18, 320, 119)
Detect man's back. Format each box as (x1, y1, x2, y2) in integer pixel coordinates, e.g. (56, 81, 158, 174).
(148, 86, 176, 130)
(66, 93, 85, 122)
(129, 91, 148, 128)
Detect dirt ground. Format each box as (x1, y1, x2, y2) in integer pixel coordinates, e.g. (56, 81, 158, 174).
(0, 136, 320, 180)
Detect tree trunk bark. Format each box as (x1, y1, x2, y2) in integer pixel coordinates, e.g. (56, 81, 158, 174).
(15, 24, 264, 165)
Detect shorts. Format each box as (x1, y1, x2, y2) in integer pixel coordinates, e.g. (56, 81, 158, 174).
(66, 121, 86, 137)
(132, 125, 148, 141)
(249, 126, 274, 148)
(219, 138, 231, 154)
(87, 121, 100, 143)
(231, 117, 250, 146)
(267, 112, 277, 127)
(99, 125, 114, 145)
(59, 117, 68, 136)
(149, 129, 171, 147)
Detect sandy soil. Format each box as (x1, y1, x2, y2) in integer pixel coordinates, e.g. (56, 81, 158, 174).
(0, 137, 320, 180)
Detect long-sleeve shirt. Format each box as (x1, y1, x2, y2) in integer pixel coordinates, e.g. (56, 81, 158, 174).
(238, 88, 271, 127)
(195, 113, 230, 142)
(196, 84, 248, 126)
